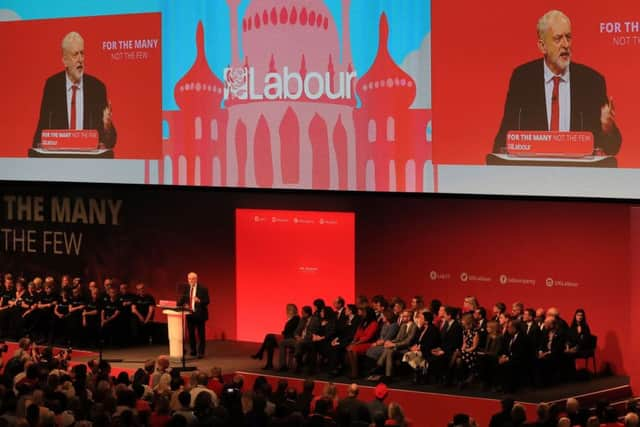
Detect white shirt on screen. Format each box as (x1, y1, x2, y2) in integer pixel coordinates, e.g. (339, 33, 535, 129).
(65, 74, 84, 130)
(543, 61, 570, 131)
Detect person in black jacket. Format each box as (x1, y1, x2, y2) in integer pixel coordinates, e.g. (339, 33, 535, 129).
(177, 272, 210, 358)
(404, 310, 440, 384)
(252, 303, 300, 370)
(327, 304, 360, 376)
(497, 319, 527, 392)
(536, 317, 567, 386)
(430, 306, 463, 385)
(566, 308, 593, 358)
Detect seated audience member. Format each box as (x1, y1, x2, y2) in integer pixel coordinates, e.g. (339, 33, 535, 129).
(535, 308, 546, 329)
(366, 310, 400, 363)
(252, 303, 300, 370)
(510, 404, 527, 427)
(452, 313, 479, 386)
(336, 384, 369, 424)
(131, 282, 156, 344)
(371, 295, 389, 323)
(498, 312, 511, 335)
(497, 320, 526, 392)
(278, 305, 312, 371)
(307, 397, 337, 426)
(430, 306, 463, 385)
(489, 398, 514, 427)
(511, 302, 524, 320)
(345, 307, 379, 379)
(307, 306, 336, 374)
(478, 320, 503, 390)
(546, 307, 569, 334)
(429, 299, 442, 320)
(82, 286, 101, 348)
(473, 307, 487, 348)
(492, 302, 506, 322)
(207, 366, 224, 397)
(566, 308, 594, 358)
(462, 296, 479, 315)
(536, 317, 567, 386)
(529, 403, 550, 427)
(296, 378, 315, 418)
(566, 398, 589, 427)
(190, 371, 218, 407)
(391, 300, 405, 325)
(403, 311, 440, 384)
(557, 417, 571, 427)
(370, 310, 416, 380)
(292, 299, 324, 372)
(311, 382, 339, 416)
(409, 296, 424, 321)
(327, 304, 361, 376)
(625, 413, 640, 427)
(385, 402, 408, 427)
(523, 308, 541, 352)
(367, 383, 389, 422)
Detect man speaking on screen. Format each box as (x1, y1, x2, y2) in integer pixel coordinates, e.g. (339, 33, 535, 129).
(32, 31, 117, 148)
(493, 10, 621, 155)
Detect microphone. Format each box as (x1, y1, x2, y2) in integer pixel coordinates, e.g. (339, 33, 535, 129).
(517, 107, 522, 131)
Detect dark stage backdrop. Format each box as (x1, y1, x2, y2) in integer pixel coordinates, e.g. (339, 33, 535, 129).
(0, 181, 634, 385)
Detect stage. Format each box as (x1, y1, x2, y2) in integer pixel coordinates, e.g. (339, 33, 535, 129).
(71, 340, 633, 427)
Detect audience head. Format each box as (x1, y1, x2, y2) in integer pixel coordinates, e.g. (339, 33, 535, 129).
(586, 416, 600, 427)
(523, 308, 536, 323)
(536, 403, 549, 422)
(463, 296, 479, 312)
(301, 306, 312, 318)
(500, 398, 515, 413)
(388, 402, 406, 424)
(625, 413, 640, 427)
(512, 404, 527, 426)
(493, 302, 506, 317)
(473, 307, 486, 322)
(566, 398, 579, 414)
(322, 382, 337, 400)
(347, 383, 359, 398)
(312, 299, 326, 313)
(557, 417, 571, 427)
(452, 413, 470, 427)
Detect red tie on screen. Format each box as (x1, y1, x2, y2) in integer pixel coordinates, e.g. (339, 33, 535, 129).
(550, 76, 561, 131)
(70, 85, 78, 129)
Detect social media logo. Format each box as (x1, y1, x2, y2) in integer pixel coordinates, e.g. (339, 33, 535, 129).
(546, 277, 554, 288)
(460, 272, 468, 283)
(499, 274, 508, 285)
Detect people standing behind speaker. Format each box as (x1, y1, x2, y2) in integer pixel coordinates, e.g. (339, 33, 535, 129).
(101, 286, 122, 347)
(52, 290, 72, 346)
(32, 281, 59, 344)
(82, 286, 101, 348)
(67, 285, 86, 347)
(131, 282, 156, 345)
(117, 283, 135, 346)
(177, 272, 210, 358)
(0, 274, 16, 339)
(252, 303, 300, 370)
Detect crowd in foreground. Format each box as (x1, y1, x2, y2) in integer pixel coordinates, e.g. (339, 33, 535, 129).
(253, 295, 595, 392)
(450, 397, 640, 427)
(0, 343, 411, 426)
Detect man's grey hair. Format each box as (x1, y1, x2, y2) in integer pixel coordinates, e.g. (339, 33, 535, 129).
(537, 10, 571, 39)
(61, 31, 84, 54)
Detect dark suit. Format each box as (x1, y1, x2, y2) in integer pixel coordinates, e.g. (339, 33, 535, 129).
(536, 330, 567, 385)
(431, 320, 463, 382)
(33, 71, 117, 148)
(498, 332, 527, 392)
(178, 283, 210, 356)
(493, 58, 621, 155)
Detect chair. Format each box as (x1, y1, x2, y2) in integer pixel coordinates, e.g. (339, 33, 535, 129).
(580, 335, 597, 373)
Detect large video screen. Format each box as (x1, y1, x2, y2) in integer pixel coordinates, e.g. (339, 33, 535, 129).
(2, 1, 640, 199)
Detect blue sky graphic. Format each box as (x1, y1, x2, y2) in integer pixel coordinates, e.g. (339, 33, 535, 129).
(3, 0, 430, 110)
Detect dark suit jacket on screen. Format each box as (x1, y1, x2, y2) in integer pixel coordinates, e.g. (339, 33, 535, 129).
(178, 284, 210, 321)
(33, 71, 117, 148)
(493, 59, 621, 155)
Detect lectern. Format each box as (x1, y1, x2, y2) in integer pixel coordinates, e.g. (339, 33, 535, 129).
(159, 305, 197, 371)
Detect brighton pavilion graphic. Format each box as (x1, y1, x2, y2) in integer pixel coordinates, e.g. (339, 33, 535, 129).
(152, 0, 432, 192)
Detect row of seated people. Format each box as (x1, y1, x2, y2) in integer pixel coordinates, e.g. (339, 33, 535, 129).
(252, 295, 595, 392)
(0, 273, 157, 347)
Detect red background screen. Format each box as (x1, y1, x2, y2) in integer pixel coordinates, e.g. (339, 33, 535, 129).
(235, 209, 355, 343)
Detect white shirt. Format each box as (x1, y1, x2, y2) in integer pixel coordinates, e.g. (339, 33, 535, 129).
(543, 61, 570, 131)
(189, 284, 198, 311)
(65, 74, 84, 130)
